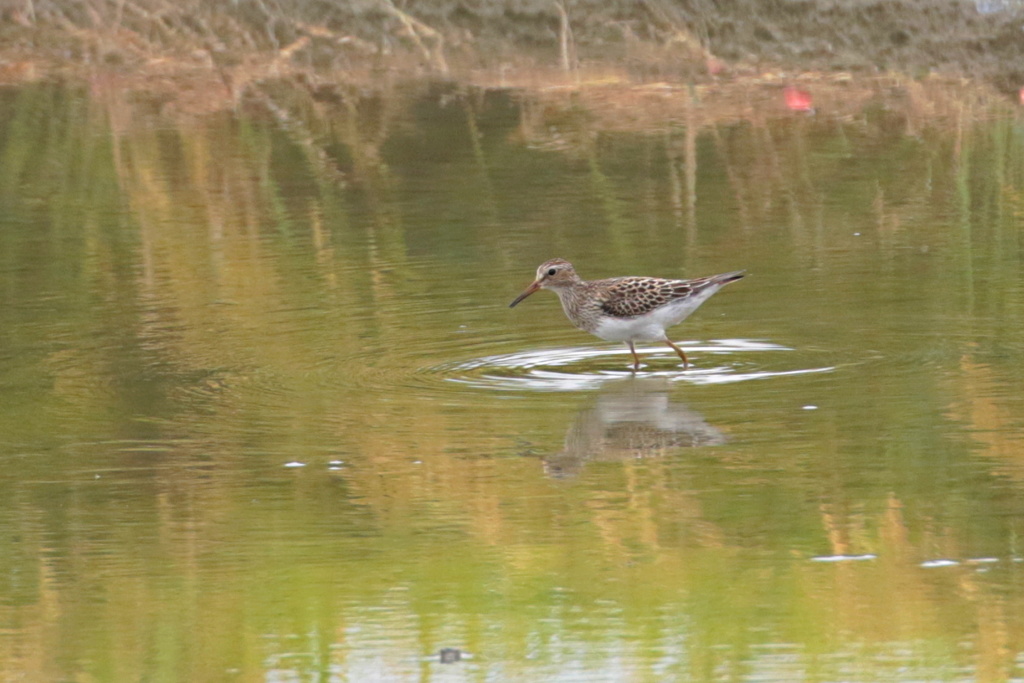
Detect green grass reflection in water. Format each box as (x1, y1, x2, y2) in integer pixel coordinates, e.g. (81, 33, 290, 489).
(2, 79, 1024, 681)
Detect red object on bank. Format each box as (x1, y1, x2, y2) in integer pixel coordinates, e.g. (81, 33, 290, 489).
(784, 86, 814, 112)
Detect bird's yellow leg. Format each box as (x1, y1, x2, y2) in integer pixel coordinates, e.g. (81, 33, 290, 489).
(627, 342, 641, 371)
(665, 339, 689, 368)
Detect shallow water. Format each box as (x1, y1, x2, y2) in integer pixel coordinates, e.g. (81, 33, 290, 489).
(2, 80, 1024, 680)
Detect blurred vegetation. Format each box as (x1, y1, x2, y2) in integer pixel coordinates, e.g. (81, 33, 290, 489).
(3, 0, 1024, 93)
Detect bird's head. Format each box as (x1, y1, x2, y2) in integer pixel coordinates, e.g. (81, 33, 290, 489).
(509, 259, 580, 307)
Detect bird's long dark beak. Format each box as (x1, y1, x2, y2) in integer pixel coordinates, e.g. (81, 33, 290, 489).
(509, 280, 541, 308)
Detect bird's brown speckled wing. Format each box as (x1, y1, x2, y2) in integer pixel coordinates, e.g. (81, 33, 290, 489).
(597, 272, 743, 318)
(596, 277, 694, 317)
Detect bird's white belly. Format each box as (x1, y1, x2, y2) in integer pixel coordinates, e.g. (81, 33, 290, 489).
(590, 296, 711, 342)
(593, 316, 664, 342)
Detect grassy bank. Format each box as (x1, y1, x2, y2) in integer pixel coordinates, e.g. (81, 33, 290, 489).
(3, 0, 1024, 92)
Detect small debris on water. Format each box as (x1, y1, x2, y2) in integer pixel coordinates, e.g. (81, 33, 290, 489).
(810, 554, 875, 562)
(439, 647, 462, 663)
(284, 461, 306, 468)
(921, 559, 959, 568)
(802, 405, 818, 410)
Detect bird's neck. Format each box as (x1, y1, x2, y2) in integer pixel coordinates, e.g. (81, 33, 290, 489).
(550, 282, 590, 323)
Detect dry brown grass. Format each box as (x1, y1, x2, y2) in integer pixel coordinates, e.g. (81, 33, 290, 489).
(0, 1, 1017, 134)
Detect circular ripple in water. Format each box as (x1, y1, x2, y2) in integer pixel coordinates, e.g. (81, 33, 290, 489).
(434, 339, 836, 392)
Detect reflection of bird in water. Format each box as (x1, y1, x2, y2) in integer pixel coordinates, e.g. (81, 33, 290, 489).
(509, 259, 744, 370)
(543, 378, 726, 478)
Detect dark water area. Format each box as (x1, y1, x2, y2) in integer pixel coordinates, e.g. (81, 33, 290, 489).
(2, 78, 1024, 680)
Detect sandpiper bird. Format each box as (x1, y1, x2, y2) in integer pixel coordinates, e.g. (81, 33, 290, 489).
(509, 259, 745, 370)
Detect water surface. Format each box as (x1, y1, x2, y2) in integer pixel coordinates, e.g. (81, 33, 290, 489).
(2, 80, 1024, 681)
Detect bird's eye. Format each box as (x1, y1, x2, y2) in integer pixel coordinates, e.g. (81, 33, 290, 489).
(547, 268, 557, 276)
